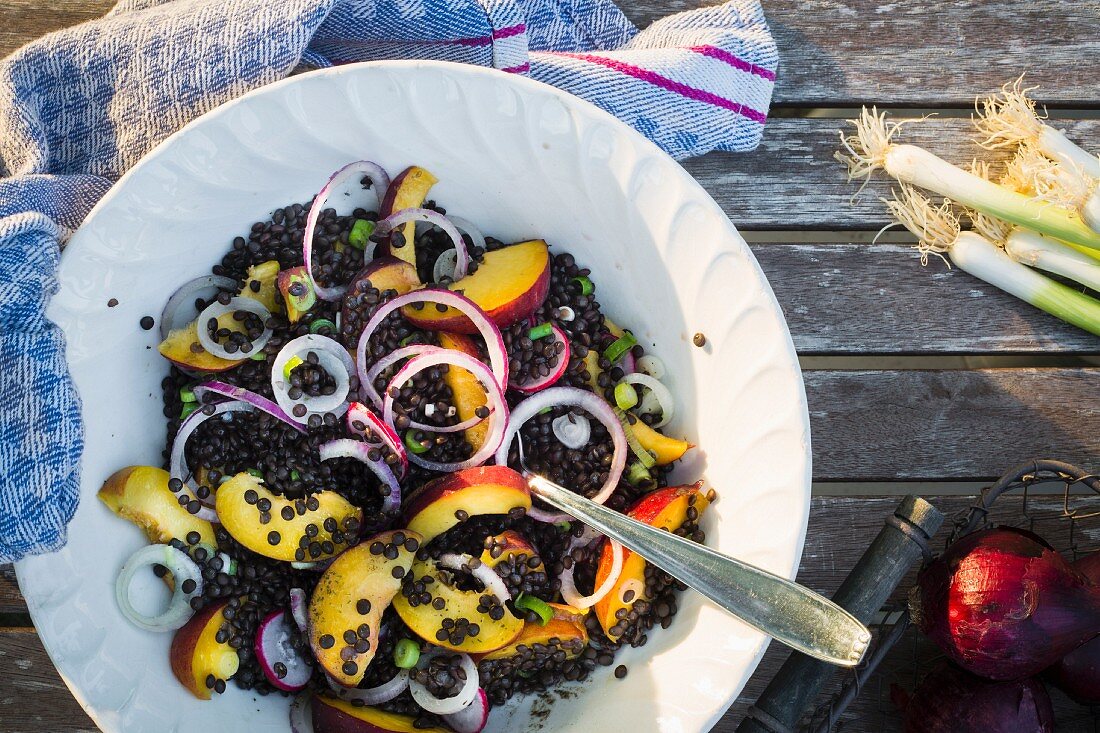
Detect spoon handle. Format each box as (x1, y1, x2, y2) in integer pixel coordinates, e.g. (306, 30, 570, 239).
(528, 476, 871, 667)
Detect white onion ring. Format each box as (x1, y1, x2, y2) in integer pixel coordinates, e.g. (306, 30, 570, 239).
(195, 297, 272, 360)
(194, 381, 306, 434)
(409, 648, 479, 715)
(377, 208, 470, 280)
(115, 544, 203, 631)
(382, 352, 507, 473)
(559, 538, 623, 609)
(364, 344, 488, 433)
(289, 588, 309, 634)
(355, 289, 508, 393)
(170, 400, 256, 521)
(304, 160, 390, 301)
(552, 412, 591, 450)
(494, 386, 627, 513)
(160, 274, 238, 339)
(347, 401, 408, 478)
(330, 668, 410, 705)
(272, 335, 354, 423)
(620, 373, 674, 428)
(446, 215, 487, 255)
(433, 249, 458, 283)
(636, 355, 666, 380)
(319, 438, 403, 515)
(437, 553, 511, 603)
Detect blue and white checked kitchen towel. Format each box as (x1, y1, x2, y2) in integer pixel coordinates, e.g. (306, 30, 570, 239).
(0, 0, 777, 563)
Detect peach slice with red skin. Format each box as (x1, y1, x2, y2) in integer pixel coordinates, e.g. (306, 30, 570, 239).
(215, 472, 362, 562)
(354, 256, 421, 295)
(403, 465, 531, 544)
(379, 166, 438, 268)
(239, 260, 282, 313)
(393, 557, 524, 654)
(308, 530, 420, 687)
(480, 530, 544, 575)
(475, 602, 588, 663)
(312, 694, 450, 732)
(277, 266, 316, 323)
(401, 240, 551, 333)
(170, 600, 240, 700)
(437, 332, 490, 451)
(628, 418, 692, 466)
(98, 466, 216, 547)
(593, 482, 710, 639)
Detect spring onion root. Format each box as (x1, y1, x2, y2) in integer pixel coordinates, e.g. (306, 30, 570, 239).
(1001, 143, 1100, 235)
(886, 185, 1100, 336)
(838, 107, 1100, 251)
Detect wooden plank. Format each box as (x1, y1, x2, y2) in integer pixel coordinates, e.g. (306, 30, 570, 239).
(621, 0, 1100, 107)
(0, 564, 23, 614)
(685, 117, 1100, 230)
(0, 630, 97, 733)
(753, 243, 1100, 355)
(0, 0, 112, 59)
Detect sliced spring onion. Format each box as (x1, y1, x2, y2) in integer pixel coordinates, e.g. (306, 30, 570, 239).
(614, 408, 656, 469)
(404, 430, 431, 454)
(614, 382, 638, 410)
(180, 403, 198, 419)
(348, 219, 375, 250)
(309, 318, 337, 334)
(528, 322, 552, 340)
(620, 372, 675, 429)
(514, 593, 553, 625)
(625, 461, 655, 488)
(115, 543, 203, 631)
(552, 412, 591, 450)
(179, 388, 197, 403)
(572, 276, 593, 295)
(394, 639, 421, 669)
(282, 354, 304, 381)
(603, 332, 637, 364)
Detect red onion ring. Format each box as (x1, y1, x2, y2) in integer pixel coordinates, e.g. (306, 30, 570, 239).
(437, 553, 511, 602)
(160, 274, 238, 339)
(196, 297, 273, 360)
(272, 335, 354, 424)
(303, 160, 391, 301)
(494, 386, 627, 519)
(621, 372, 674, 429)
(376, 208, 470, 280)
(510, 324, 570, 394)
(329, 669, 409, 704)
(382, 352, 508, 473)
(170, 400, 256, 521)
(442, 687, 489, 733)
(355, 289, 508, 393)
(559, 537, 623, 609)
(409, 648, 479, 715)
(193, 381, 307, 434)
(289, 588, 309, 634)
(318, 438, 403, 516)
(255, 609, 313, 691)
(346, 401, 408, 479)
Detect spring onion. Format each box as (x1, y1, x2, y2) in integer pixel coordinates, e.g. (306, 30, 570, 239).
(603, 332, 637, 364)
(403, 430, 430, 454)
(887, 185, 1100, 337)
(514, 593, 554, 625)
(613, 408, 656, 469)
(528, 322, 553, 340)
(282, 354, 304, 381)
(247, 468, 264, 478)
(309, 318, 337, 334)
(975, 77, 1100, 180)
(180, 402, 198, 419)
(614, 382, 638, 410)
(348, 219, 375, 250)
(179, 387, 197, 403)
(625, 461, 655, 488)
(393, 639, 420, 668)
(837, 107, 1100, 250)
(572, 276, 593, 296)
(250, 350, 267, 361)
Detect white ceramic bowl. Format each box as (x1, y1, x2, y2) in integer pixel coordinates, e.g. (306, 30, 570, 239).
(18, 61, 810, 733)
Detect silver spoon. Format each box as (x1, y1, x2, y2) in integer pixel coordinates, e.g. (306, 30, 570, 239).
(524, 471, 871, 667)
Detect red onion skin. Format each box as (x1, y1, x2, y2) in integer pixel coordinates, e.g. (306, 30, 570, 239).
(910, 527, 1100, 680)
(1045, 551, 1100, 704)
(903, 663, 1054, 733)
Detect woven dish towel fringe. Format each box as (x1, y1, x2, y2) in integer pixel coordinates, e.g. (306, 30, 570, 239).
(0, 0, 777, 563)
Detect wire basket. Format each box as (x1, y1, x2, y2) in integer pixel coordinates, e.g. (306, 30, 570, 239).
(806, 460, 1100, 732)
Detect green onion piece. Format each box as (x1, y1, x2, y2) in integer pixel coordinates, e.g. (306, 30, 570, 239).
(179, 387, 197, 403)
(393, 638, 420, 669)
(282, 354, 304, 381)
(246, 468, 264, 478)
(538, 406, 553, 415)
(250, 350, 267, 361)
(290, 470, 301, 481)
(602, 332, 637, 364)
(554, 521, 572, 532)
(180, 402, 198, 420)
(514, 593, 554, 625)
(399, 334, 417, 347)
(625, 461, 654, 488)
(572, 276, 594, 296)
(614, 408, 656, 468)
(404, 430, 431, 454)
(614, 382, 638, 411)
(348, 219, 375, 250)
(528, 322, 553, 340)
(309, 318, 337, 334)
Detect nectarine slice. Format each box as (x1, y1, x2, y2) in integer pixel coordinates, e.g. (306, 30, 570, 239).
(403, 466, 530, 544)
(629, 419, 691, 466)
(480, 530, 543, 575)
(158, 321, 241, 372)
(312, 694, 450, 732)
(99, 466, 216, 547)
(170, 601, 240, 699)
(476, 602, 588, 662)
(401, 240, 550, 333)
(437, 332, 489, 451)
(380, 166, 438, 268)
(239, 260, 282, 313)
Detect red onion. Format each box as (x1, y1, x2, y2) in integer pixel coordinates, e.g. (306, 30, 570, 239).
(509, 324, 570, 394)
(288, 588, 308, 634)
(910, 527, 1100, 680)
(346, 401, 408, 478)
(318, 438, 403, 516)
(159, 274, 238, 339)
(193, 381, 306, 434)
(272, 334, 354, 424)
(303, 160, 390, 301)
(560, 536, 623, 609)
(902, 663, 1053, 733)
(355, 289, 509, 391)
(195, 297, 273, 359)
(327, 668, 410, 705)
(376, 208, 470, 280)
(438, 553, 511, 602)
(409, 648, 479, 715)
(1046, 551, 1100, 704)
(620, 372, 674, 429)
(362, 344, 487, 433)
(382, 351, 508, 473)
(255, 609, 313, 691)
(169, 400, 256, 521)
(442, 687, 490, 733)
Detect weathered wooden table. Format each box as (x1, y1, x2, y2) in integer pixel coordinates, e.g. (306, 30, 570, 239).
(3, 1, 1100, 731)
